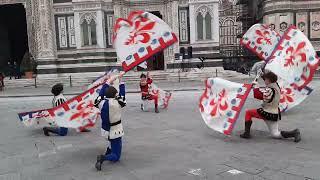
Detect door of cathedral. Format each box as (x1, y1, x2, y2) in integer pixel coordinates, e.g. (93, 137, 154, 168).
(0, 4, 28, 75)
(137, 11, 165, 71)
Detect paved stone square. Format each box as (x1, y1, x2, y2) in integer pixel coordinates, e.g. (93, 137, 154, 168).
(1, 81, 320, 180)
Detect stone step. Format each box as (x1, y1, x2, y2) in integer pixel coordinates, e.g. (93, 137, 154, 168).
(3, 68, 229, 89)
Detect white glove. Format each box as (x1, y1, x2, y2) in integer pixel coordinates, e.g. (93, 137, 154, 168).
(252, 80, 258, 87)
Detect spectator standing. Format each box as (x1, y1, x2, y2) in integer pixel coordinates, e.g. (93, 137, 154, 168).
(0, 72, 4, 91)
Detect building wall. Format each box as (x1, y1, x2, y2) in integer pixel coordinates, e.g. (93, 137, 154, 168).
(261, 0, 320, 52)
(0, 0, 220, 74)
(38, 0, 220, 74)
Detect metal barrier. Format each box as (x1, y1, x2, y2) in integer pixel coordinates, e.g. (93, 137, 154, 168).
(69, 75, 72, 87)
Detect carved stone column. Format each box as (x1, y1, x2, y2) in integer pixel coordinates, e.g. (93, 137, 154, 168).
(25, 0, 37, 57)
(113, 0, 125, 19)
(169, 0, 179, 63)
(97, 10, 106, 48)
(36, 0, 57, 61)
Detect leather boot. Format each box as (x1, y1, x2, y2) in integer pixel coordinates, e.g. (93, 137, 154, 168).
(281, 129, 301, 143)
(240, 121, 252, 139)
(95, 155, 104, 171)
(155, 104, 159, 113)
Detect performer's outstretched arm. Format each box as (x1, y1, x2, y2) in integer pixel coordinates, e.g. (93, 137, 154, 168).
(107, 72, 125, 85)
(99, 72, 125, 97)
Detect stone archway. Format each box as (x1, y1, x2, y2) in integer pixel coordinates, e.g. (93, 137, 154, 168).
(0, 0, 31, 72)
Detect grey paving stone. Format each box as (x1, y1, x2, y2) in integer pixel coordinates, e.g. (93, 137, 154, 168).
(281, 165, 320, 180)
(218, 171, 255, 180)
(1, 83, 320, 179)
(0, 173, 21, 180)
(258, 169, 306, 180)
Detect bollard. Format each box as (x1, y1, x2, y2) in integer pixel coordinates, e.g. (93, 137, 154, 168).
(34, 77, 37, 88)
(69, 75, 72, 87)
(216, 69, 218, 77)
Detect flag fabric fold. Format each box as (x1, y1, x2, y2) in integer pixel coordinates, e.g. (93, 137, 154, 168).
(242, 24, 319, 112)
(265, 26, 319, 91)
(18, 72, 112, 129)
(149, 84, 172, 109)
(113, 11, 178, 72)
(199, 78, 252, 135)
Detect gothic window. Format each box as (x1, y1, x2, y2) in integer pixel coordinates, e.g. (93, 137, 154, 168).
(105, 13, 114, 47)
(205, 13, 212, 40)
(57, 17, 67, 48)
(221, 19, 236, 45)
(179, 9, 189, 43)
(56, 15, 76, 49)
(81, 14, 97, 46)
(197, 12, 204, 40)
(196, 6, 213, 41)
(82, 21, 89, 46)
(67, 16, 76, 47)
(90, 20, 97, 45)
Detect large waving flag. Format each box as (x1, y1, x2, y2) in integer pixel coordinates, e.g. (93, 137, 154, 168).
(113, 11, 178, 72)
(46, 86, 101, 130)
(199, 78, 252, 135)
(242, 24, 319, 112)
(18, 73, 112, 130)
(149, 84, 172, 109)
(18, 109, 53, 127)
(265, 26, 319, 90)
(278, 78, 313, 112)
(241, 24, 281, 60)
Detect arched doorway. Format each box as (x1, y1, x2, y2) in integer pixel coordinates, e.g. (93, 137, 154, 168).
(0, 3, 28, 75)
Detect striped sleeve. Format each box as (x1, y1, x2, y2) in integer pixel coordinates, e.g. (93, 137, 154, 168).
(55, 98, 66, 107)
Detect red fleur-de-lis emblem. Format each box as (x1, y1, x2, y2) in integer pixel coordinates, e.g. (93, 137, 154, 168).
(256, 29, 272, 45)
(125, 18, 156, 45)
(199, 81, 212, 112)
(280, 88, 294, 104)
(70, 101, 95, 121)
(209, 89, 229, 117)
(284, 42, 306, 67)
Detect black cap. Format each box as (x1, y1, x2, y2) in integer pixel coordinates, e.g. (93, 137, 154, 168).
(51, 83, 63, 96)
(104, 86, 118, 98)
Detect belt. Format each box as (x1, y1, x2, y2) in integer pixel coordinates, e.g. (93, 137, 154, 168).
(110, 120, 121, 127)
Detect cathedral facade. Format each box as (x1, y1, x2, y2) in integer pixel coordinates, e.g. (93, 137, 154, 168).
(261, 0, 320, 53)
(0, 0, 220, 74)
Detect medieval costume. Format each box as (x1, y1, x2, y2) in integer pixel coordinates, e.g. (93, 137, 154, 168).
(94, 80, 126, 171)
(43, 83, 69, 136)
(240, 72, 301, 142)
(43, 83, 90, 136)
(140, 73, 159, 113)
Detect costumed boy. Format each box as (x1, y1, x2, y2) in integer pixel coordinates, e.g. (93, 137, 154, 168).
(94, 72, 126, 171)
(240, 71, 301, 142)
(140, 72, 159, 113)
(43, 83, 90, 136)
